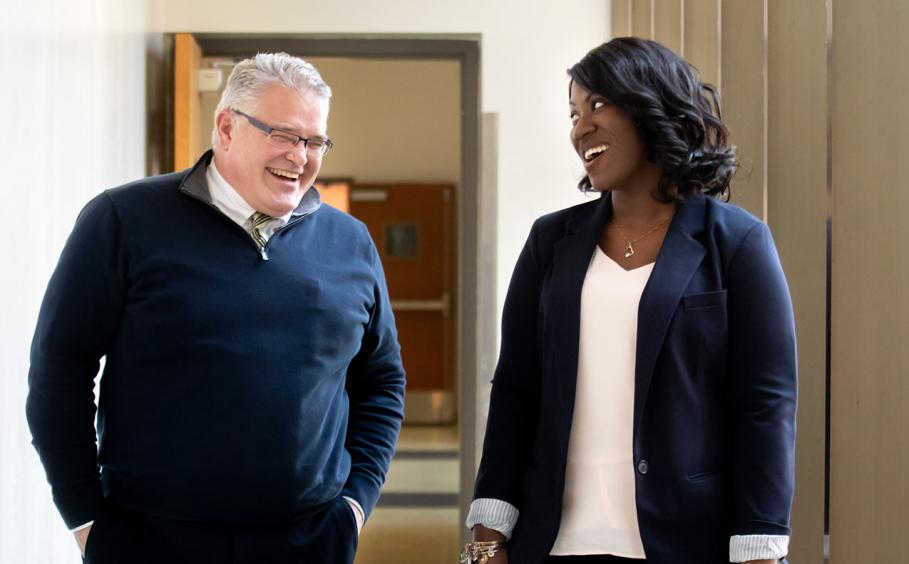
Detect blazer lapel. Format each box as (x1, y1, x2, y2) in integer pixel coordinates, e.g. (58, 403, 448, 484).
(548, 195, 612, 449)
(633, 194, 707, 436)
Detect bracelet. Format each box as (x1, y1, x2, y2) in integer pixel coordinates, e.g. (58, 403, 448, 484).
(459, 540, 506, 563)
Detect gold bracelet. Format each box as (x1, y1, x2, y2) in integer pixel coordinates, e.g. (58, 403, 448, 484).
(459, 540, 506, 563)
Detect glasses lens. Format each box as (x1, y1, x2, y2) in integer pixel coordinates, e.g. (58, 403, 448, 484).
(268, 132, 298, 146)
(304, 139, 325, 156)
(310, 139, 332, 156)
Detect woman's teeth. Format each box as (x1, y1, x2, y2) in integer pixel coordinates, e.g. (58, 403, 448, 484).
(584, 144, 610, 161)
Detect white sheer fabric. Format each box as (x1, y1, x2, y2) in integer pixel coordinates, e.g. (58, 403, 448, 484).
(1, 3, 160, 562)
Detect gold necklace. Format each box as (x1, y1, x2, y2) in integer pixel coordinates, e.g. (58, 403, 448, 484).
(613, 216, 671, 258)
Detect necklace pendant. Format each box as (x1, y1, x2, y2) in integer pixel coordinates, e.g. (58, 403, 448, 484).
(624, 244, 635, 258)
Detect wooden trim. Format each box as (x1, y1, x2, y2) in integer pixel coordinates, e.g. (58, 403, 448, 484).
(174, 33, 202, 171)
(612, 0, 632, 37)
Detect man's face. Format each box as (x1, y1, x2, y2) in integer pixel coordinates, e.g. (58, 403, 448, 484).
(214, 83, 329, 217)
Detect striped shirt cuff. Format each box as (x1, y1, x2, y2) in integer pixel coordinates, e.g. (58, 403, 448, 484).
(730, 534, 789, 562)
(466, 498, 520, 540)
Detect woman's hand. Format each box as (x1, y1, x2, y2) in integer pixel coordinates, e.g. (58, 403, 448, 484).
(469, 524, 508, 563)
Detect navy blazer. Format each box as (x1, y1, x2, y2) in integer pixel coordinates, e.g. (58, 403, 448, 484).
(474, 193, 797, 564)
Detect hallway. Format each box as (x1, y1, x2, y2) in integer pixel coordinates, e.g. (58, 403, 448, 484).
(356, 425, 461, 563)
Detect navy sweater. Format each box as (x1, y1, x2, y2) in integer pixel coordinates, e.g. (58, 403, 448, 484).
(26, 154, 405, 528)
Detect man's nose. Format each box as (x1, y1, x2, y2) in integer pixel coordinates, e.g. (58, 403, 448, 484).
(285, 142, 309, 167)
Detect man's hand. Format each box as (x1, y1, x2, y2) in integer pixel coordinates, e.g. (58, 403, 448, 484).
(74, 525, 92, 556)
(470, 524, 507, 563)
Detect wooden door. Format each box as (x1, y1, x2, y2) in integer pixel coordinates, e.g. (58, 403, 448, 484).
(350, 184, 456, 423)
(174, 33, 203, 170)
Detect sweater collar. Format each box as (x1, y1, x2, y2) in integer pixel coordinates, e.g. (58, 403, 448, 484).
(178, 149, 322, 220)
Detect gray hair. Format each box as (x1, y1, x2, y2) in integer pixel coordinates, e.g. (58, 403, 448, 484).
(211, 52, 332, 147)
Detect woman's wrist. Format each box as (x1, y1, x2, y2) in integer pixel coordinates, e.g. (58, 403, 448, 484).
(462, 529, 507, 564)
(472, 524, 507, 542)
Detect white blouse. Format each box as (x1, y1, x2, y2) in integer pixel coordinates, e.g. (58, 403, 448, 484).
(549, 247, 654, 558)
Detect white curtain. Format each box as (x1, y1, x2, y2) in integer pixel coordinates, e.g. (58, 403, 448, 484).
(0, 1, 158, 561)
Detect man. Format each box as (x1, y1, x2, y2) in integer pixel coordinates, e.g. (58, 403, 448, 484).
(26, 52, 405, 564)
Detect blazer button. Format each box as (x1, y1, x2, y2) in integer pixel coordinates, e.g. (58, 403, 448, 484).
(637, 459, 650, 475)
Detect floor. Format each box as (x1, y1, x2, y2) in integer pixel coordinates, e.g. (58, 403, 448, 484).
(355, 425, 461, 563)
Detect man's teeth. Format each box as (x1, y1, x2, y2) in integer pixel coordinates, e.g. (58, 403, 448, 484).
(267, 167, 300, 179)
(584, 144, 610, 161)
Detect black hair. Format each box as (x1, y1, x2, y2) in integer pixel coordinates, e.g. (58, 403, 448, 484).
(568, 37, 737, 201)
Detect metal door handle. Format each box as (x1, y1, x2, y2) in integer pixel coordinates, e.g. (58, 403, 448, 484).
(391, 293, 451, 317)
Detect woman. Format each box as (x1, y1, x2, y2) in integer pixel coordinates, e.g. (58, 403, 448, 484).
(463, 38, 796, 564)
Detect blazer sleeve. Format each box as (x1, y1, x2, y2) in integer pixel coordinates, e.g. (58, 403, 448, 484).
(473, 220, 545, 507)
(727, 221, 798, 536)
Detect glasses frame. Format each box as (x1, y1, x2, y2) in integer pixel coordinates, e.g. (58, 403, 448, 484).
(231, 109, 333, 156)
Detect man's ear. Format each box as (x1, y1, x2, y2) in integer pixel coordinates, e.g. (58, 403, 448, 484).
(215, 110, 235, 150)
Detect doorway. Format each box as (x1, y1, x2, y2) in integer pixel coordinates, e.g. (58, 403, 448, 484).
(170, 33, 484, 562)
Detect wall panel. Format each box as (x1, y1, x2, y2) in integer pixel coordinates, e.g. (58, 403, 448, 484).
(612, 0, 632, 37)
(631, 0, 653, 39)
(653, 0, 682, 54)
(683, 0, 720, 87)
(767, 1, 828, 561)
(720, 0, 766, 218)
(615, 2, 838, 561)
(830, 1, 909, 561)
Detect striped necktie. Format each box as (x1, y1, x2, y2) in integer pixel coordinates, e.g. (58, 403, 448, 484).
(249, 212, 273, 250)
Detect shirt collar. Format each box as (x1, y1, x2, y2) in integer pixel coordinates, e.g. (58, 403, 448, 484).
(206, 159, 293, 226)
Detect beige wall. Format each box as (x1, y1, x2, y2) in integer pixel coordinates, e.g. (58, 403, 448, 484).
(619, 0, 909, 561)
(767, 2, 828, 563)
(314, 58, 461, 185)
(200, 57, 461, 186)
(161, 0, 610, 311)
(830, 1, 909, 561)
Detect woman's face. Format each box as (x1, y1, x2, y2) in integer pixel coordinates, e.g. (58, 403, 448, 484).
(569, 81, 655, 193)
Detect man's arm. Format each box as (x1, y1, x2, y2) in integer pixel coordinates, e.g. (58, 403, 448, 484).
(26, 192, 127, 530)
(341, 238, 406, 520)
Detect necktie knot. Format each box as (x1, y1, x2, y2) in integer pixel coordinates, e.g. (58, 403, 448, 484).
(250, 211, 272, 228)
(249, 212, 274, 250)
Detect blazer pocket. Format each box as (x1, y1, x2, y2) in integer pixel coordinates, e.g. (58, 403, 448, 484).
(682, 289, 727, 310)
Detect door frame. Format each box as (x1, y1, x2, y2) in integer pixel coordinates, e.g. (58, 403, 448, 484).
(170, 33, 489, 532)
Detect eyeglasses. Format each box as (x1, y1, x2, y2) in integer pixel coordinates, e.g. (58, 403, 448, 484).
(231, 109, 333, 156)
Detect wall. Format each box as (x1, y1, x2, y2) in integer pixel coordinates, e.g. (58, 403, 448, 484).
(616, 0, 909, 562)
(0, 1, 163, 562)
(615, 1, 828, 560)
(830, 1, 909, 561)
(161, 0, 610, 310)
(198, 57, 462, 185)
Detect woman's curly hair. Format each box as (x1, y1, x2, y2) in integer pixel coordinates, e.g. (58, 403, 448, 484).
(568, 37, 737, 201)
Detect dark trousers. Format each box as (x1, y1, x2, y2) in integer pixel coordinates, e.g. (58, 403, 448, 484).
(83, 497, 359, 564)
(546, 556, 645, 563)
